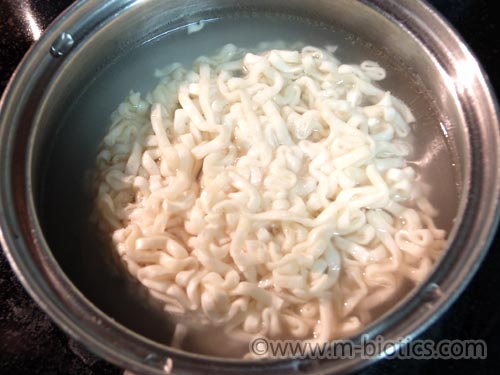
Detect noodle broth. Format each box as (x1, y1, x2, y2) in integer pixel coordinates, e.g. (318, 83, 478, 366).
(40, 13, 459, 358)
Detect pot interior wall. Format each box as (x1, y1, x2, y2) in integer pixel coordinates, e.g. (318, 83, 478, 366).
(32, 1, 461, 352)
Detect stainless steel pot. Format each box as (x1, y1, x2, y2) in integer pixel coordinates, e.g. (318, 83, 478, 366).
(0, 0, 499, 374)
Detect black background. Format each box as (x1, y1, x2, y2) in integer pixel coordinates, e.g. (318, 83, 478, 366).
(0, 0, 499, 374)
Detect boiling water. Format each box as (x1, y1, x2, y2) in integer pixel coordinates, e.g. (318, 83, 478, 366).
(41, 13, 459, 357)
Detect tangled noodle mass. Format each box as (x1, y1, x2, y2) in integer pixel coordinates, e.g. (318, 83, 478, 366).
(94, 44, 446, 355)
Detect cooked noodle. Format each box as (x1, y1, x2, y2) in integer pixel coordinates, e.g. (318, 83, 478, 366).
(94, 44, 446, 355)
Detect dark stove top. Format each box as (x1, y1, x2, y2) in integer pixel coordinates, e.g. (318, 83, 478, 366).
(1, 1, 499, 374)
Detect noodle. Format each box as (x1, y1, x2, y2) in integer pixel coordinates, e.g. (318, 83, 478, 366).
(94, 44, 446, 356)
